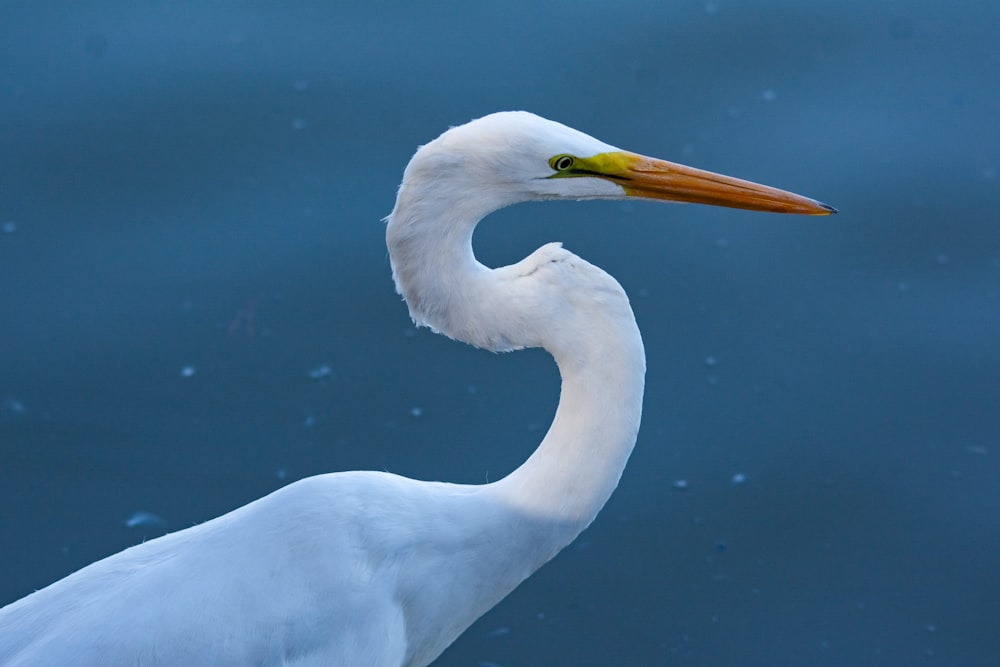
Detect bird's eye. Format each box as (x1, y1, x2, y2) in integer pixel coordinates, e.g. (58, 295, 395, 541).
(551, 155, 575, 172)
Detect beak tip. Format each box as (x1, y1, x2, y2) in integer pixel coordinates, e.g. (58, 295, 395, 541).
(818, 202, 838, 215)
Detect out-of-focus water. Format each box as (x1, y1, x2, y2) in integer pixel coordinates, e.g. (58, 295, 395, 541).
(1, 2, 998, 664)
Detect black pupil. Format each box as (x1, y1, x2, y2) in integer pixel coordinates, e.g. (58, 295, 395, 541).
(557, 156, 573, 170)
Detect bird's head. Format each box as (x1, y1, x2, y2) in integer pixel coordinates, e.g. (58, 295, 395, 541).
(387, 112, 835, 350)
(399, 111, 836, 218)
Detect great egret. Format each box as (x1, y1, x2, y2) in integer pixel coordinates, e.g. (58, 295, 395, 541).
(0, 111, 833, 666)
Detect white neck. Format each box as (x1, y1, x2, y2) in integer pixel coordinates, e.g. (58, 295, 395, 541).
(493, 311, 645, 535)
(386, 186, 646, 572)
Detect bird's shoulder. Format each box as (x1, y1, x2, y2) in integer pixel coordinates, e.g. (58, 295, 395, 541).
(254, 471, 486, 546)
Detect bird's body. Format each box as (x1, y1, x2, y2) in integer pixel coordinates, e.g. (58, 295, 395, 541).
(0, 472, 582, 665)
(0, 111, 832, 666)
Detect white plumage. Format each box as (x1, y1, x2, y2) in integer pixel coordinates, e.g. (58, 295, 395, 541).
(0, 111, 832, 666)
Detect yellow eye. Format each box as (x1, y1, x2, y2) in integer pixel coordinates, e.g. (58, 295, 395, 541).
(551, 155, 575, 171)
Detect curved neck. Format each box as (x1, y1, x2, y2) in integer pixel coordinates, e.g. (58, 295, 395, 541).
(493, 318, 644, 533)
(387, 192, 646, 567)
(386, 184, 511, 350)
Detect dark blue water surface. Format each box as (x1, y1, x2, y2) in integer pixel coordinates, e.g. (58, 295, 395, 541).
(2, 2, 998, 665)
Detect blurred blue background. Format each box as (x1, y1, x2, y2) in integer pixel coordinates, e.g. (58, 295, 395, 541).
(1, 1, 998, 664)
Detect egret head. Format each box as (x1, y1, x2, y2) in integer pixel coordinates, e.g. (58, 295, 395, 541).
(399, 111, 836, 218)
(386, 112, 835, 350)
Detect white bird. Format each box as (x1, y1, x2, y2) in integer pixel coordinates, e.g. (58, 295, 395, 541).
(0, 111, 833, 666)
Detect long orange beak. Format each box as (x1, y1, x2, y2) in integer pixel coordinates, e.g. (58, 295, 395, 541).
(618, 154, 837, 215)
(565, 151, 836, 215)
(620, 153, 836, 215)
